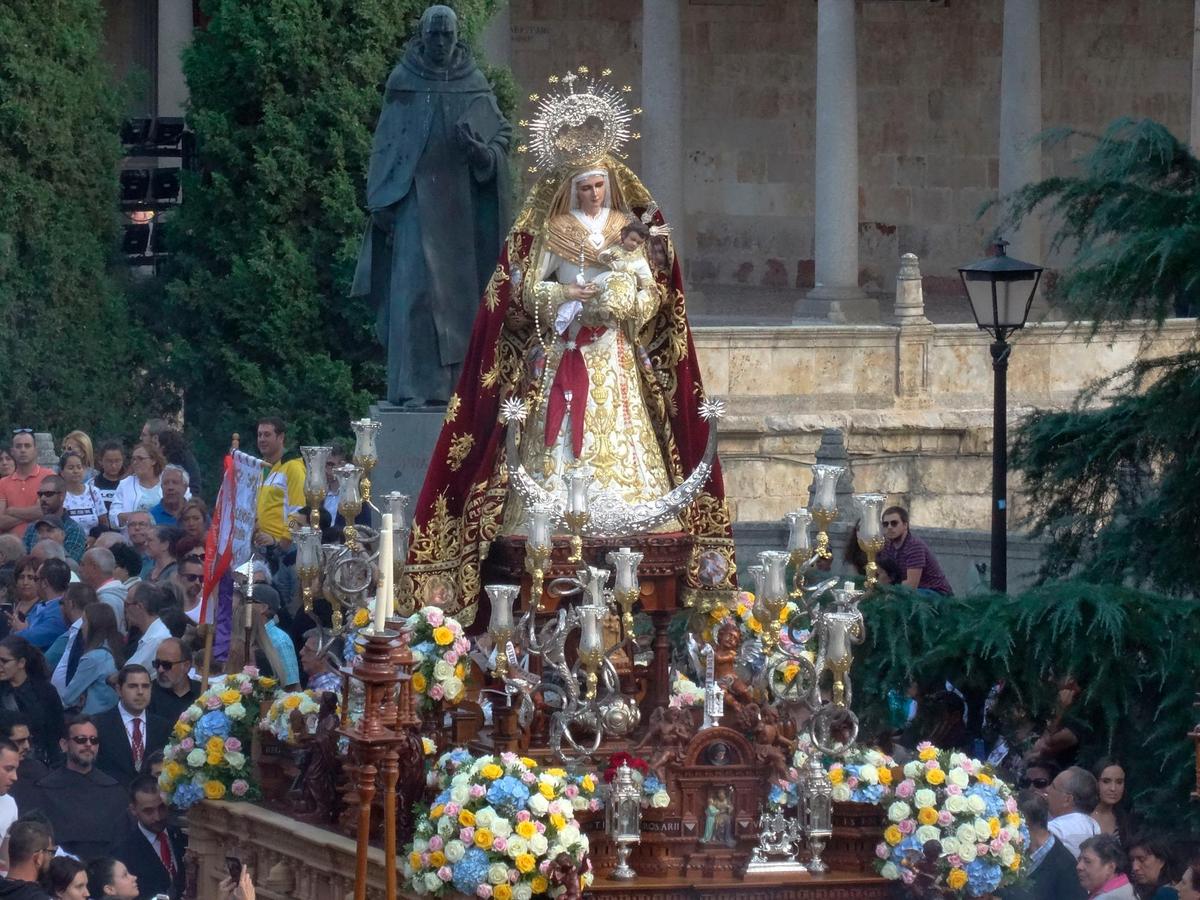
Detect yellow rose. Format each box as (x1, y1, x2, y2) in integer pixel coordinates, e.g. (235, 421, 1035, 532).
(283, 694, 302, 711)
(947, 868, 968, 891)
(353, 608, 370, 628)
(220, 689, 240, 705)
(878, 767, 894, 786)
(515, 853, 537, 874)
(545, 768, 566, 777)
(422, 737, 436, 755)
(430, 804, 445, 820)
(531, 876, 548, 894)
(206, 753, 222, 767)
(917, 807, 938, 826)
(709, 606, 727, 622)
(925, 768, 945, 785)
(581, 774, 596, 792)
(520, 757, 537, 768)
(459, 810, 476, 827)
(748, 617, 763, 634)
(538, 782, 556, 799)
(550, 813, 566, 830)
(412, 672, 427, 693)
(989, 817, 1001, 837)
(173, 721, 192, 739)
(918, 746, 937, 762)
(455, 663, 465, 679)
(977, 772, 994, 785)
(735, 603, 747, 617)
(206, 736, 225, 753)
(1006, 813, 1021, 828)
(783, 663, 799, 684)
(203, 780, 227, 800)
(165, 761, 184, 780)
(516, 821, 537, 840)
(828, 767, 844, 785)
(429, 851, 446, 868)
(259, 676, 278, 689)
(409, 851, 422, 870)
(494, 885, 512, 900)
(884, 825, 902, 846)
(1009, 855, 1022, 871)
(481, 763, 504, 780)
(433, 626, 454, 646)
(473, 828, 494, 849)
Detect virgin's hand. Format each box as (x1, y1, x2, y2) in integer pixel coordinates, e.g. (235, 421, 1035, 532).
(565, 284, 597, 300)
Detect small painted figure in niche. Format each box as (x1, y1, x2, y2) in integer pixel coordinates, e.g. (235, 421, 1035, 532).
(701, 786, 736, 846)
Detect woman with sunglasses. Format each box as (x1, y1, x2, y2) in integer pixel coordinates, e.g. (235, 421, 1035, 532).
(61, 602, 124, 714)
(0, 635, 63, 765)
(43, 856, 89, 900)
(109, 442, 167, 528)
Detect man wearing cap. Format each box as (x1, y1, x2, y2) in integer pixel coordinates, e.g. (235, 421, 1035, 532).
(21, 476, 85, 561)
(0, 430, 54, 539)
(251, 585, 300, 690)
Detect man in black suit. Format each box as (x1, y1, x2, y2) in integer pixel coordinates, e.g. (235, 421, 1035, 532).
(147, 638, 199, 726)
(114, 775, 186, 900)
(93, 665, 170, 788)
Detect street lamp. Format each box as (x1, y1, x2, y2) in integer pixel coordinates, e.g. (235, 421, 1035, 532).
(958, 239, 1043, 592)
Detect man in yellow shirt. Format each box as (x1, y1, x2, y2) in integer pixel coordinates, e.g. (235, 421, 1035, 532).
(254, 416, 305, 553)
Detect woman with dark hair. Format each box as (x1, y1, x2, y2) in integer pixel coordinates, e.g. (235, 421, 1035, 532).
(10, 557, 40, 626)
(1126, 833, 1181, 900)
(1092, 757, 1136, 842)
(43, 856, 89, 900)
(109, 442, 167, 526)
(59, 451, 108, 533)
(61, 603, 124, 714)
(145, 525, 184, 585)
(0, 635, 64, 764)
(86, 857, 139, 900)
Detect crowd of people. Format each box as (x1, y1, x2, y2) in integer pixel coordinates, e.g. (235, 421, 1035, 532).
(0, 419, 351, 900)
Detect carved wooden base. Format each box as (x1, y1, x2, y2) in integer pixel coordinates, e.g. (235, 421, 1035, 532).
(826, 802, 887, 874)
(587, 872, 891, 899)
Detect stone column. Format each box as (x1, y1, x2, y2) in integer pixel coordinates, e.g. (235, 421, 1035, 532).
(998, 0, 1042, 265)
(1191, 0, 1200, 152)
(641, 0, 684, 232)
(156, 0, 194, 117)
(480, 1, 512, 69)
(797, 0, 875, 323)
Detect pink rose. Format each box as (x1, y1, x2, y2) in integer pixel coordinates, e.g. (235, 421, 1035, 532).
(898, 819, 915, 835)
(960, 760, 975, 774)
(977, 843, 989, 856)
(947, 854, 962, 868)
(535, 821, 546, 834)
(990, 838, 1006, 853)
(875, 843, 889, 860)
(565, 785, 578, 798)
(242, 666, 260, 677)
(180, 738, 195, 751)
(1005, 797, 1018, 813)
(538, 861, 551, 876)
(428, 836, 443, 851)
(847, 776, 859, 789)
(231, 779, 249, 797)
(493, 837, 508, 852)
(420, 853, 430, 867)
(589, 798, 601, 811)
(444, 802, 460, 817)
(521, 772, 536, 785)
(946, 784, 963, 796)
(924, 759, 939, 770)
(916, 741, 933, 753)
(900, 868, 915, 885)
(455, 638, 470, 654)
(438, 867, 453, 883)
(445, 651, 459, 665)
(507, 870, 519, 884)
(225, 737, 242, 752)
(476, 885, 492, 899)
(516, 811, 531, 823)
(895, 780, 915, 799)
(205, 695, 222, 710)
(937, 810, 954, 827)
(460, 827, 475, 843)
(469, 784, 486, 798)
(429, 684, 445, 701)
(426, 609, 445, 627)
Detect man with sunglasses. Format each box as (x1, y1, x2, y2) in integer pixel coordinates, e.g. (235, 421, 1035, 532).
(877, 505, 953, 596)
(0, 713, 48, 815)
(0, 430, 54, 540)
(173, 557, 204, 624)
(28, 715, 127, 860)
(147, 639, 198, 725)
(0, 818, 56, 900)
(19, 478, 85, 562)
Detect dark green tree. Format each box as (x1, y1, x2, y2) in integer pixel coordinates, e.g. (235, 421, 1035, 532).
(997, 119, 1200, 595)
(0, 3, 153, 436)
(158, 0, 508, 466)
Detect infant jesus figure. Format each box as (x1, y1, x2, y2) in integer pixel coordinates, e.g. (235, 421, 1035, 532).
(555, 219, 656, 339)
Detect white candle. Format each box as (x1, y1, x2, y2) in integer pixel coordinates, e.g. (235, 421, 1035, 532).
(377, 512, 394, 630)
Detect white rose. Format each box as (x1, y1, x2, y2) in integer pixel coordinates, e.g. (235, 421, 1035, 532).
(1000, 844, 1016, 866)
(225, 702, 246, 720)
(452, 772, 470, 787)
(832, 783, 851, 802)
(940, 837, 960, 857)
(948, 768, 970, 788)
(451, 785, 469, 805)
(443, 676, 464, 701)
(437, 817, 454, 838)
(859, 764, 879, 785)
(506, 836, 528, 858)
(491, 818, 512, 838)
(949, 752, 967, 768)
(528, 794, 549, 816)
(903, 761, 923, 779)
(414, 837, 429, 852)
(528, 834, 549, 856)
(880, 862, 900, 880)
(974, 819, 992, 842)
(225, 751, 246, 769)
(488, 863, 509, 885)
(558, 825, 581, 848)
(445, 840, 465, 863)
(915, 825, 940, 845)
(433, 660, 453, 680)
(651, 790, 670, 808)
(956, 824, 977, 846)
(476, 807, 497, 829)
(958, 842, 978, 863)
(514, 883, 532, 900)
(411, 649, 425, 664)
(945, 795, 968, 814)
(186, 748, 206, 767)
(967, 795, 987, 815)
(423, 873, 442, 893)
(913, 789, 936, 809)
(571, 796, 585, 810)
(887, 802, 911, 823)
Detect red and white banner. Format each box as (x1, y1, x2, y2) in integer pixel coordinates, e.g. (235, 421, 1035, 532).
(201, 449, 263, 625)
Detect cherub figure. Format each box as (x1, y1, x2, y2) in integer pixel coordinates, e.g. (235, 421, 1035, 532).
(634, 705, 695, 782)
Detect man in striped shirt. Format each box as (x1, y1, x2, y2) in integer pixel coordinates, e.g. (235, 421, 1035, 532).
(876, 505, 953, 596)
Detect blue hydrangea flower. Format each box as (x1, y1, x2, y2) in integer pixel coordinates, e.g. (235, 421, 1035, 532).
(434, 788, 451, 807)
(173, 782, 204, 809)
(966, 859, 1002, 896)
(967, 784, 1005, 818)
(486, 775, 531, 813)
(451, 848, 490, 895)
(193, 711, 230, 743)
(643, 776, 663, 793)
(854, 783, 885, 804)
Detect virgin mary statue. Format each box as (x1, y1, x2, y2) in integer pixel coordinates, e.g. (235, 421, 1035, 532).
(405, 70, 735, 625)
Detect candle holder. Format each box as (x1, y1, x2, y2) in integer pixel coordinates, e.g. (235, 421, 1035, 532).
(800, 756, 833, 873)
(576, 566, 608, 700)
(755, 550, 791, 653)
(563, 464, 593, 563)
(382, 491, 410, 611)
(485, 584, 520, 680)
(605, 546, 642, 641)
(605, 761, 642, 880)
(294, 526, 322, 615)
(300, 445, 332, 530)
(809, 465, 844, 560)
(853, 492, 888, 589)
(350, 418, 380, 506)
(524, 501, 554, 610)
(335, 463, 364, 551)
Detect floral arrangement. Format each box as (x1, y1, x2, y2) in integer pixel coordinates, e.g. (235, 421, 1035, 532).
(874, 743, 1026, 897)
(406, 605, 470, 713)
(405, 750, 592, 899)
(259, 690, 337, 744)
(600, 752, 670, 809)
(669, 670, 704, 708)
(829, 746, 896, 804)
(159, 667, 276, 809)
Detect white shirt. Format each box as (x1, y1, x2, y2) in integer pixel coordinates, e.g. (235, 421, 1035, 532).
(0, 794, 17, 847)
(51, 619, 84, 696)
(63, 484, 107, 532)
(119, 703, 148, 757)
(127, 618, 171, 671)
(1048, 811, 1100, 859)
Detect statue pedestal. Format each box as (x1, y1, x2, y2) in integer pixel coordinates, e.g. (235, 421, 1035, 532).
(367, 402, 445, 508)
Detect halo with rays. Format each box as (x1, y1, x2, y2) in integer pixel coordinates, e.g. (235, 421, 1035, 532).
(519, 66, 641, 173)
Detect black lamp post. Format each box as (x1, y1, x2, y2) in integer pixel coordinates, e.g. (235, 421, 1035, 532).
(958, 240, 1043, 592)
